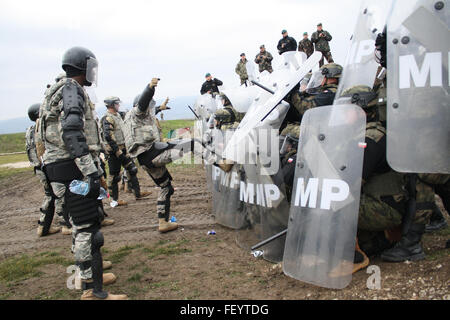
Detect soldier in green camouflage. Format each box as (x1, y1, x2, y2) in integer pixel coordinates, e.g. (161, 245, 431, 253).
(235, 53, 249, 86)
(101, 96, 151, 208)
(311, 23, 334, 67)
(26, 103, 62, 237)
(38, 46, 126, 300)
(341, 85, 435, 262)
(254, 45, 273, 73)
(213, 94, 245, 131)
(298, 32, 314, 58)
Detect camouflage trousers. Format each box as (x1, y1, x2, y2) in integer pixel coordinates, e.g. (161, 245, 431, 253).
(358, 181, 435, 231)
(35, 169, 64, 225)
(70, 217, 96, 280)
(318, 51, 334, 67)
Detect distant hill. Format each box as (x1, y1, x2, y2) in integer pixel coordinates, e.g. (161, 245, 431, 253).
(0, 96, 197, 134)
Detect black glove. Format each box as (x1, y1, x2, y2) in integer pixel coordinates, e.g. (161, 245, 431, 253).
(86, 173, 101, 199)
(118, 153, 132, 167)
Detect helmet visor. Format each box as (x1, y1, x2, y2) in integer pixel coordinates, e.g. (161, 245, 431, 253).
(305, 70, 324, 94)
(86, 57, 98, 87)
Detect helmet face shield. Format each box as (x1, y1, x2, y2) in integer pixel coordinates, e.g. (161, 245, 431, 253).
(85, 57, 98, 87)
(280, 135, 299, 156)
(305, 70, 324, 94)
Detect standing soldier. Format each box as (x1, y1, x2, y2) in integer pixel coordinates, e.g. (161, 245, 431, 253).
(101, 97, 151, 208)
(311, 23, 334, 67)
(277, 29, 297, 55)
(235, 53, 249, 86)
(200, 73, 223, 95)
(38, 46, 127, 300)
(26, 103, 62, 237)
(298, 32, 314, 58)
(254, 45, 273, 73)
(213, 94, 246, 130)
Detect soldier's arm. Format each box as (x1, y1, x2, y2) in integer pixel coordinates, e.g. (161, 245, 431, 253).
(325, 31, 332, 41)
(60, 82, 97, 176)
(311, 32, 318, 43)
(200, 82, 208, 95)
(266, 52, 273, 62)
(214, 78, 223, 86)
(102, 116, 119, 154)
(291, 37, 298, 50)
(137, 84, 156, 113)
(362, 136, 387, 182)
(235, 63, 240, 75)
(255, 54, 261, 63)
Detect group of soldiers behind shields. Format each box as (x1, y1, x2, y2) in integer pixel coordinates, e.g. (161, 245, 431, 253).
(24, 2, 448, 298)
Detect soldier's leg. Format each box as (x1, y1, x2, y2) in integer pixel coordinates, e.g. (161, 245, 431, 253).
(325, 51, 334, 64)
(381, 181, 435, 262)
(123, 157, 150, 200)
(35, 169, 60, 236)
(107, 155, 126, 207)
(358, 194, 403, 232)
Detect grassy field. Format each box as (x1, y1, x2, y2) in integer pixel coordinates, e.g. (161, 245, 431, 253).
(0, 119, 196, 180)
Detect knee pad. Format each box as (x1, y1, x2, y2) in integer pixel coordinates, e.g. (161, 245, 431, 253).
(127, 162, 138, 176)
(91, 230, 104, 252)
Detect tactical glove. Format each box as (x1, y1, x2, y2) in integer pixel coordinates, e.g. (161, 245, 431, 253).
(159, 97, 170, 110)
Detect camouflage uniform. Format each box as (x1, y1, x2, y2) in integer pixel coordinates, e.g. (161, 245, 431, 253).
(298, 38, 314, 58)
(235, 59, 249, 85)
(26, 124, 66, 232)
(254, 51, 273, 73)
(101, 107, 143, 201)
(39, 76, 105, 281)
(311, 29, 334, 67)
(214, 104, 245, 131)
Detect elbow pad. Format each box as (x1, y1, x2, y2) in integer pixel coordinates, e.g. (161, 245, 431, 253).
(62, 130, 90, 159)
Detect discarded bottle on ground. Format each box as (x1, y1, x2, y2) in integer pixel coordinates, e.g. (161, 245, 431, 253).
(69, 180, 108, 200)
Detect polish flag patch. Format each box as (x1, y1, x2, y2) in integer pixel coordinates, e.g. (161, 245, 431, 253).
(358, 142, 367, 149)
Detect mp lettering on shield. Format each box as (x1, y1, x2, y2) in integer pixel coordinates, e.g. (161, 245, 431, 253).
(293, 178, 350, 210)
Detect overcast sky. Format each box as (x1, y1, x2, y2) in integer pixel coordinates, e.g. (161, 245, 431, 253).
(0, 0, 364, 121)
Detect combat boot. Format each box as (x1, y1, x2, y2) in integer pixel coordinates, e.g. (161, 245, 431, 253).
(81, 289, 128, 300)
(158, 218, 178, 233)
(425, 205, 448, 233)
(110, 199, 128, 208)
(381, 224, 426, 262)
(102, 273, 117, 285)
(37, 225, 61, 237)
(61, 226, 72, 235)
(136, 191, 151, 200)
(103, 260, 112, 270)
(101, 218, 115, 227)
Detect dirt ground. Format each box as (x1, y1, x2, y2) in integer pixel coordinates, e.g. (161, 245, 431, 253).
(0, 165, 448, 300)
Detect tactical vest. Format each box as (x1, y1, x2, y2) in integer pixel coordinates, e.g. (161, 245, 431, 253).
(40, 78, 101, 164)
(101, 111, 126, 145)
(25, 125, 40, 167)
(123, 106, 161, 158)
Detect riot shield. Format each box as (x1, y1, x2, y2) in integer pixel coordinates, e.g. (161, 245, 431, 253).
(224, 51, 322, 164)
(283, 104, 366, 289)
(210, 129, 246, 229)
(336, 0, 393, 99)
(386, 0, 450, 173)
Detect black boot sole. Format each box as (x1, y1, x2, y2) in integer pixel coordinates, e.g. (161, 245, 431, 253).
(380, 252, 426, 262)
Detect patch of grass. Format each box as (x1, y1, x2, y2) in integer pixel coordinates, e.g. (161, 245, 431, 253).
(159, 119, 194, 139)
(0, 292, 12, 300)
(185, 288, 201, 300)
(146, 239, 192, 259)
(149, 281, 170, 289)
(0, 133, 26, 153)
(142, 266, 151, 274)
(107, 244, 143, 264)
(434, 226, 450, 237)
(127, 273, 143, 282)
(425, 248, 449, 261)
(0, 253, 72, 283)
(0, 153, 28, 165)
(0, 167, 31, 181)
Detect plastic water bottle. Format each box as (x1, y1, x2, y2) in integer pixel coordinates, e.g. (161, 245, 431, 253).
(69, 180, 108, 200)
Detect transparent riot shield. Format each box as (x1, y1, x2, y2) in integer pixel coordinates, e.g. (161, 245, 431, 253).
(224, 51, 322, 164)
(283, 104, 366, 289)
(386, 0, 450, 173)
(234, 103, 291, 262)
(336, 0, 393, 98)
(211, 129, 246, 229)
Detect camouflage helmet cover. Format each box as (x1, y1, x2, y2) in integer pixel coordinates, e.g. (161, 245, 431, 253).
(104, 96, 121, 107)
(320, 63, 343, 78)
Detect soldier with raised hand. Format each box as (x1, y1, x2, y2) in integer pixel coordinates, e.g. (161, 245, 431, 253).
(254, 45, 273, 73)
(26, 103, 62, 237)
(38, 46, 127, 300)
(101, 96, 151, 208)
(311, 23, 334, 67)
(298, 32, 314, 58)
(200, 73, 223, 95)
(235, 53, 249, 86)
(277, 29, 297, 55)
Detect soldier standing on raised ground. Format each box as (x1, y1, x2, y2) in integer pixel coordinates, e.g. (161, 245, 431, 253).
(311, 23, 334, 67)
